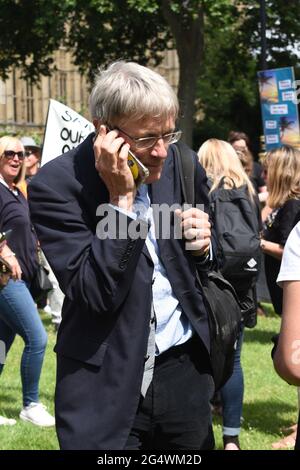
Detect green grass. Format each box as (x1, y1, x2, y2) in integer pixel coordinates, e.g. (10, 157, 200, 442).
(213, 313, 298, 450)
(0, 311, 58, 450)
(0, 309, 297, 450)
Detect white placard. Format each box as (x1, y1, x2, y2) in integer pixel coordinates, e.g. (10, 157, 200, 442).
(42, 99, 94, 166)
(270, 104, 288, 115)
(281, 91, 296, 102)
(265, 120, 277, 129)
(266, 134, 279, 144)
(278, 79, 292, 90)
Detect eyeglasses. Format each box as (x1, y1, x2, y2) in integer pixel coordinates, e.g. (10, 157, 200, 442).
(2, 150, 25, 161)
(115, 127, 182, 150)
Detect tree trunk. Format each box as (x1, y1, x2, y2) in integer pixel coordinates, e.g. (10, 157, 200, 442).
(161, 1, 204, 147)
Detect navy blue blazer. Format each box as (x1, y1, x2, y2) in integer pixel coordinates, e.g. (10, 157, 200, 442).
(28, 134, 212, 449)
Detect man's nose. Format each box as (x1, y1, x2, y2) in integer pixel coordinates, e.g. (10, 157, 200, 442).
(150, 138, 168, 158)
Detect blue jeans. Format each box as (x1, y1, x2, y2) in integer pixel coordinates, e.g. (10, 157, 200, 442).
(220, 327, 244, 436)
(0, 279, 47, 406)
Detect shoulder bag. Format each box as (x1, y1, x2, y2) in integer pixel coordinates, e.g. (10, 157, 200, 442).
(174, 142, 243, 390)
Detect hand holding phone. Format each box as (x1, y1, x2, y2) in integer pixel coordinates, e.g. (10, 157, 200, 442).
(99, 125, 149, 187)
(94, 125, 140, 210)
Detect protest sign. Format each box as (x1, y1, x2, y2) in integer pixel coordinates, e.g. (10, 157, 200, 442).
(42, 99, 94, 166)
(258, 67, 300, 151)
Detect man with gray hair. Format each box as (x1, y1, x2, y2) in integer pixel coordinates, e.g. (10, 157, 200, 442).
(29, 61, 214, 450)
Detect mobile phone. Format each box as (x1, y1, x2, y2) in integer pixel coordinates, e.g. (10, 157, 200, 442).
(127, 149, 149, 186)
(0, 229, 12, 243)
(102, 126, 149, 186)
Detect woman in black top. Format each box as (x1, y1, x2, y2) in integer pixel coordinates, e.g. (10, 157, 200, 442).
(0, 136, 54, 427)
(261, 146, 300, 316)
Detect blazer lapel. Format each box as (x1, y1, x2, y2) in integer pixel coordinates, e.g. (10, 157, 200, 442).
(150, 152, 174, 208)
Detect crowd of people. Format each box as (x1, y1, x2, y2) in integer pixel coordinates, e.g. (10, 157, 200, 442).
(0, 136, 54, 427)
(0, 60, 299, 451)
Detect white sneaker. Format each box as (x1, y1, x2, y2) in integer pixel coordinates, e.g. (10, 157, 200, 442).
(0, 415, 16, 426)
(51, 311, 62, 324)
(43, 305, 52, 315)
(20, 402, 55, 427)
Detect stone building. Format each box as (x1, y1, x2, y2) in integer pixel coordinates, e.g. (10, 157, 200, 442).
(0, 49, 179, 139)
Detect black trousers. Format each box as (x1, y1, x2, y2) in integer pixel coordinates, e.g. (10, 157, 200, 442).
(126, 337, 215, 450)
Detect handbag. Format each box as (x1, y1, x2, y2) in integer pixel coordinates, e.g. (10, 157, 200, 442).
(197, 270, 242, 390)
(30, 251, 53, 301)
(0, 254, 13, 289)
(175, 142, 243, 390)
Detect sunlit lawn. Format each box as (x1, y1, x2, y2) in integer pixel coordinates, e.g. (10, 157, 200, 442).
(0, 308, 297, 450)
(213, 309, 298, 450)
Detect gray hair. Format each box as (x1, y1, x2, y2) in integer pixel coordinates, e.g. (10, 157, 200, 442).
(89, 61, 179, 125)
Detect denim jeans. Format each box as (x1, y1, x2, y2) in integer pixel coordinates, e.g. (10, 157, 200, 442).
(0, 279, 47, 406)
(220, 327, 244, 436)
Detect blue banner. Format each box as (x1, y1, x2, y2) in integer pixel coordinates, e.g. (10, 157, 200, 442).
(257, 67, 300, 150)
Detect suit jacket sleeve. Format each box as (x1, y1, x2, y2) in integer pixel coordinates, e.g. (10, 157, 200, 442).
(28, 176, 149, 316)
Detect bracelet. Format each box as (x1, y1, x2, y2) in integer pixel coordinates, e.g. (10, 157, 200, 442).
(2, 252, 15, 258)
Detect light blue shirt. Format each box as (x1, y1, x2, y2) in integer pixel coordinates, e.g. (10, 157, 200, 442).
(133, 185, 193, 355)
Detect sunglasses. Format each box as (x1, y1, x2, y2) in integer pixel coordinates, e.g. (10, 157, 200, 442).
(2, 150, 26, 161)
(25, 149, 39, 157)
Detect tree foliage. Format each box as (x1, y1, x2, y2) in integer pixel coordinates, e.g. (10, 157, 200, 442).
(0, 0, 68, 81)
(238, 0, 300, 68)
(1, 0, 300, 147)
(0, 0, 208, 144)
(0, 0, 172, 82)
(66, 1, 172, 81)
(195, 0, 300, 153)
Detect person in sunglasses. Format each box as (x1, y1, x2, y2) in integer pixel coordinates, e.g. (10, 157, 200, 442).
(14, 137, 41, 199)
(20, 136, 42, 191)
(28, 61, 214, 450)
(0, 136, 55, 427)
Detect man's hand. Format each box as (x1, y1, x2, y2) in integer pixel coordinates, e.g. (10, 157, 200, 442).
(94, 125, 136, 210)
(175, 207, 211, 257)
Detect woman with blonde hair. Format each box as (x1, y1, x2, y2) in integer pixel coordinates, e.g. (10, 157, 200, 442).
(198, 138, 256, 197)
(260, 146, 300, 450)
(260, 145, 300, 317)
(198, 138, 260, 450)
(0, 136, 54, 427)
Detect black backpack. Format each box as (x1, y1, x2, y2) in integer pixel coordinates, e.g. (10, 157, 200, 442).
(209, 177, 261, 296)
(174, 142, 242, 390)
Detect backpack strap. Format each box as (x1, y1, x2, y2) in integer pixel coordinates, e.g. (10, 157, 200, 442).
(218, 176, 237, 190)
(173, 141, 195, 206)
